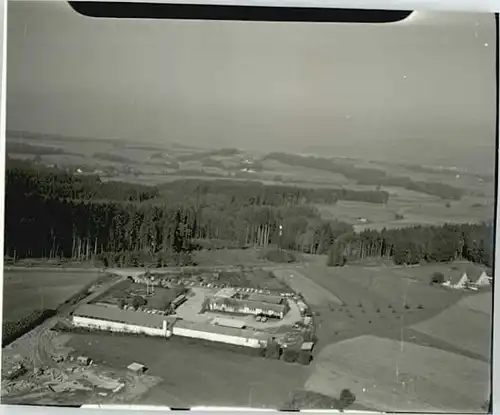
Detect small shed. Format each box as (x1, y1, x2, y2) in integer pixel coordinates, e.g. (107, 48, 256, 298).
(301, 341, 314, 352)
(77, 356, 92, 366)
(127, 362, 147, 374)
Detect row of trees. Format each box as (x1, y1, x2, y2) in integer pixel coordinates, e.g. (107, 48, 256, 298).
(6, 142, 66, 156)
(160, 179, 390, 205)
(265, 152, 464, 200)
(327, 222, 494, 267)
(6, 159, 159, 202)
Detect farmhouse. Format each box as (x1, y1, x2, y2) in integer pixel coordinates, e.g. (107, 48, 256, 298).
(442, 266, 492, 290)
(475, 270, 492, 287)
(208, 288, 289, 318)
(208, 296, 288, 319)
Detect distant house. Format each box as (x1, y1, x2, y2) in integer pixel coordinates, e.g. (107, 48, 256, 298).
(476, 270, 492, 287)
(442, 265, 492, 290)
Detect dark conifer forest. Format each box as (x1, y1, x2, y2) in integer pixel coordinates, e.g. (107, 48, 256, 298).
(4, 158, 494, 269)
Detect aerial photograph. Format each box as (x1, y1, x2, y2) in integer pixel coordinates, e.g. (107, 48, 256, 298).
(1, 2, 496, 412)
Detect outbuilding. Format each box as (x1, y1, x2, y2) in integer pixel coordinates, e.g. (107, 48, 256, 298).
(127, 362, 147, 374)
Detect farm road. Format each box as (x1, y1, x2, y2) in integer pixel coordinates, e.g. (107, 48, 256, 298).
(4, 273, 128, 369)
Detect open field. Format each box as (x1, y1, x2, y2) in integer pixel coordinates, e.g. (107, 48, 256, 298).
(411, 292, 492, 360)
(67, 332, 308, 408)
(316, 190, 493, 232)
(275, 262, 492, 412)
(3, 269, 102, 323)
(193, 248, 268, 267)
(306, 335, 489, 413)
(275, 260, 491, 360)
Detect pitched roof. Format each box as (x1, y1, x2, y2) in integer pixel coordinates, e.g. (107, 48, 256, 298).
(247, 293, 283, 305)
(73, 304, 175, 329)
(211, 297, 286, 313)
(214, 288, 237, 298)
(127, 363, 146, 371)
(174, 319, 270, 341)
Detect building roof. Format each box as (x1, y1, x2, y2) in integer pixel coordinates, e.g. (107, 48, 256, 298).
(73, 304, 175, 329)
(301, 342, 314, 351)
(174, 319, 270, 342)
(127, 363, 146, 371)
(247, 293, 283, 305)
(211, 297, 286, 314)
(214, 288, 237, 298)
(445, 264, 492, 284)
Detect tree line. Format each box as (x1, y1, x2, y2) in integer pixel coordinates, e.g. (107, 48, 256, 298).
(328, 222, 494, 267)
(5, 161, 355, 266)
(159, 179, 390, 205)
(265, 152, 464, 200)
(6, 141, 66, 156)
(6, 159, 159, 202)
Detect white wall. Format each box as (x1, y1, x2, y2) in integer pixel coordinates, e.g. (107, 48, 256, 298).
(172, 326, 264, 348)
(72, 316, 171, 338)
(72, 316, 267, 349)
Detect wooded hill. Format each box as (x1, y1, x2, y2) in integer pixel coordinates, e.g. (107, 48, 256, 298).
(5, 159, 493, 269)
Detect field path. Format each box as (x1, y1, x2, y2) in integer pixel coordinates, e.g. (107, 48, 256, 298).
(269, 268, 343, 307)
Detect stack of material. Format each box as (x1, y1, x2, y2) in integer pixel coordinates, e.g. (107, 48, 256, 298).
(264, 341, 281, 360)
(297, 350, 312, 365)
(77, 356, 92, 366)
(282, 348, 298, 363)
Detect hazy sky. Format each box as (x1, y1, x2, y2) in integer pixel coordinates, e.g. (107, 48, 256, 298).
(6, 2, 497, 165)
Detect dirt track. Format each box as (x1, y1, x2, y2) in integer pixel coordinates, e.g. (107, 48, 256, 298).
(3, 273, 128, 369)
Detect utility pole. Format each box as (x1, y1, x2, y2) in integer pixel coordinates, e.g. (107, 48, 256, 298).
(278, 225, 283, 252)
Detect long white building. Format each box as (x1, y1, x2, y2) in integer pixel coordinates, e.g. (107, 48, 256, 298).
(72, 304, 269, 348)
